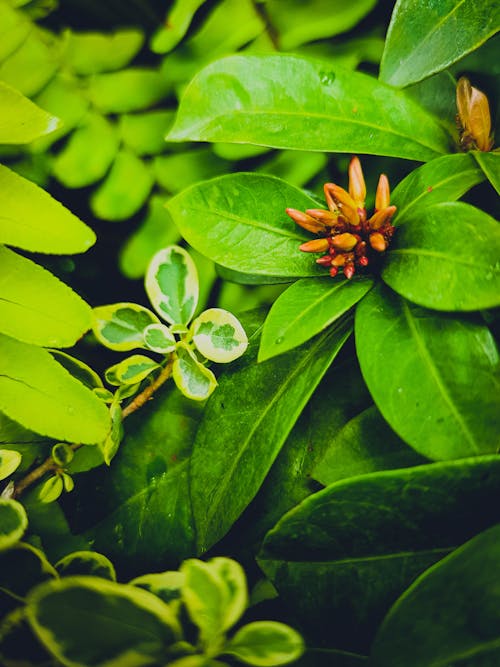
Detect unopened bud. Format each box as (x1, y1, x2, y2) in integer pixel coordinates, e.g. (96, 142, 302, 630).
(348, 156, 366, 205)
(299, 238, 330, 253)
(358, 255, 369, 267)
(375, 174, 390, 210)
(369, 232, 387, 252)
(316, 255, 332, 266)
(323, 183, 340, 213)
(369, 205, 397, 230)
(286, 208, 326, 234)
(324, 184, 360, 225)
(343, 263, 356, 280)
(329, 266, 338, 278)
(331, 233, 358, 252)
(305, 209, 339, 226)
(331, 254, 347, 267)
(456, 77, 493, 152)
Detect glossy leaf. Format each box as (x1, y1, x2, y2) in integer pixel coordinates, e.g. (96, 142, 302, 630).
(0, 333, 110, 444)
(0, 499, 28, 551)
(190, 309, 352, 553)
(105, 355, 159, 386)
(258, 456, 500, 653)
(173, 343, 217, 401)
(383, 202, 500, 310)
(143, 323, 176, 354)
(167, 55, 452, 160)
(90, 150, 154, 221)
(0, 449, 22, 480)
(226, 622, 304, 666)
(473, 150, 500, 195)
(55, 550, 116, 581)
(0, 164, 95, 253)
(38, 475, 64, 503)
(259, 277, 373, 362)
(391, 153, 485, 223)
(257, 150, 327, 188)
(119, 110, 175, 156)
(92, 302, 159, 351)
(0, 81, 59, 144)
(88, 68, 171, 114)
(26, 577, 180, 667)
(49, 350, 103, 389)
(380, 0, 500, 87)
(0, 246, 92, 347)
(355, 285, 499, 460)
(0, 542, 56, 609)
(166, 173, 325, 279)
(150, 0, 207, 53)
(64, 28, 144, 75)
(370, 523, 500, 666)
(192, 308, 248, 363)
(145, 245, 199, 326)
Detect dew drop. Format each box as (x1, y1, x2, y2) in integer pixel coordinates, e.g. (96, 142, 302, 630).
(275, 336, 284, 345)
(319, 70, 336, 86)
(67, 406, 75, 415)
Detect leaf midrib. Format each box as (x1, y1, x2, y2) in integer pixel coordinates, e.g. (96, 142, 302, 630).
(260, 546, 452, 566)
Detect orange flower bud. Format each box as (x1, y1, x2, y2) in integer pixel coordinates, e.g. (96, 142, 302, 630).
(331, 233, 358, 252)
(369, 205, 397, 230)
(456, 77, 493, 152)
(369, 232, 387, 252)
(299, 238, 330, 253)
(324, 184, 359, 225)
(348, 156, 366, 205)
(331, 254, 347, 267)
(323, 182, 340, 213)
(375, 174, 390, 211)
(286, 208, 326, 234)
(305, 209, 339, 226)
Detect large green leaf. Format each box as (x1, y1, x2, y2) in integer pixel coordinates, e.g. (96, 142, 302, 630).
(473, 150, 500, 195)
(166, 173, 325, 279)
(0, 246, 92, 347)
(380, 0, 500, 87)
(258, 456, 500, 653)
(0, 333, 110, 444)
(370, 523, 500, 666)
(0, 81, 59, 144)
(259, 276, 373, 362)
(383, 202, 500, 311)
(190, 309, 352, 553)
(391, 153, 485, 223)
(167, 55, 452, 160)
(0, 165, 95, 253)
(355, 285, 499, 460)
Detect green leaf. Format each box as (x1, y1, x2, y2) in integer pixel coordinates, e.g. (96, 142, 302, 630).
(26, 577, 180, 667)
(225, 621, 304, 666)
(190, 309, 352, 553)
(0, 30, 59, 97)
(166, 173, 325, 279)
(98, 401, 123, 465)
(383, 202, 500, 310)
(55, 550, 116, 581)
(130, 571, 184, 605)
(258, 456, 500, 653)
(312, 405, 426, 487)
(0, 499, 28, 551)
(145, 245, 199, 326)
(150, 0, 207, 54)
(259, 277, 373, 362)
(355, 285, 499, 460)
(0, 333, 111, 444)
(370, 523, 500, 667)
(192, 308, 248, 363)
(105, 355, 159, 386)
(51, 442, 74, 467)
(0, 1, 31, 62)
(92, 302, 160, 351)
(380, 0, 500, 87)
(153, 148, 229, 194)
(64, 28, 144, 75)
(391, 153, 486, 223)
(473, 150, 500, 195)
(0, 449, 22, 480)
(0, 164, 95, 253)
(52, 112, 119, 188)
(119, 110, 175, 156)
(0, 246, 92, 347)
(49, 350, 103, 389)
(167, 55, 452, 161)
(0, 81, 59, 144)
(88, 68, 171, 114)
(264, 0, 376, 49)
(143, 323, 176, 354)
(210, 557, 248, 631)
(38, 475, 64, 503)
(173, 343, 218, 401)
(90, 150, 154, 221)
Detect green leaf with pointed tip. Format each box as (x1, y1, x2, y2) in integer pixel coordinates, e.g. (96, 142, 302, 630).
(192, 309, 248, 363)
(473, 150, 500, 195)
(370, 523, 500, 667)
(355, 285, 499, 460)
(38, 475, 64, 503)
(52, 112, 119, 188)
(90, 150, 153, 221)
(143, 323, 176, 354)
(258, 456, 500, 654)
(391, 153, 485, 223)
(119, 110, 175, 156)
(0, 449, 22, 480)
(105, 355, 159, 386)
(166, 173, 325, 279)
(0, 81, 59, 144)
(146, 245, 199, 326)
(173, 343, 217, 401)
(0, 499, 27, 551)
(153, 148, 229, 194)
(150, 0, 207, 53)
(167, 55, 452, 160)
(259, 277, 373, 362)
(130, 571, 184, 605)
(225, 621, 304, 666)
(88, 68, 171, 114)
(49, 351, 103, 389)
(26, 576, 180, 667)
(383, 202, 500, 311)
(0, 246, 92, 347)
(0, 1, 31, 62)
(380, 0, 500, 87)
(0, 30, 59, 97)
(0, 333, 111, 444)
(98, 402, 123, 465)
(55, 550, 116, 581)
(92, 302, 160, 351)
(0, 164, 95, 253)
(64, 28, 144, 75)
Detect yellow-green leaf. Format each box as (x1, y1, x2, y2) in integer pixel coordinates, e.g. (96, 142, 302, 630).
(173, 343, 217, 401)
(92, 302, 159, 351)
(192, 308, 248, 363)
(0, 81, 59, 144)
(0, 498, 28, 551)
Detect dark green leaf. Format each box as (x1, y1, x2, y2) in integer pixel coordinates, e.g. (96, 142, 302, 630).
(383, 202, 500, 310)
(258, 456, 500, 653)
(370, 523, 500, 667)
(167, 55, 452, 160)
(295, 649, 367, 666)
(355, 285, 499, 460)
(0, 81, 59, 144)
(166, 173, 325, 279)
(380, 0, 500, 87)
(473, 150, 500, 195)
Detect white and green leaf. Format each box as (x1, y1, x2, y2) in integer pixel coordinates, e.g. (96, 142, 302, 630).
(38, 475, 64, 503)
(192, 309, 248, 363)
(105, 355, 159, 387)
(143, 323, 176, 354)
(173, 343, 217, 401)
(224, 621, 305, 666)
(98, 401, 123, 466)
(55, 550, 116, 581)
(92, 302, 159, 351)
(209, 557, 248, 632)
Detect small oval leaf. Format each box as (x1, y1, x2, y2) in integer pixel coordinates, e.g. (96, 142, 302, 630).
(0, 498, 28, 550)
(105, 355, 160, 386)
(173, 343, 217, 401)
(0, 80, 60, 144)
(225, 621, 305, 666)
(143, 323, 176, 354)
(38, 475, 64, 503)
(92, 302, 159, 351)
(192, 309, 248, 363)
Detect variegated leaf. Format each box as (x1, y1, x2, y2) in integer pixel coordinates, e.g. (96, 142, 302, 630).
(173, 343, 217, 401)
(191, 308, 248, 363)
(92, 302, 159, 351)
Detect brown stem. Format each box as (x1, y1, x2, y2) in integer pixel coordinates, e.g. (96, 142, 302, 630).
(12, 359, 174, 500)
